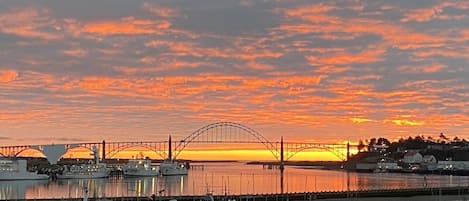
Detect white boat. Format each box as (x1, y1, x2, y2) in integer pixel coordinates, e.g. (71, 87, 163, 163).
(57, 162, 110, 179)
(159, 160, 188, 176)
(123, 158, 159, 176)
(57, 146, 110, 179)
(0, 159, 49, 180)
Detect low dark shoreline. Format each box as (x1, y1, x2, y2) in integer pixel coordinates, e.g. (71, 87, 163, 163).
(246, 161, 469, 176)
(246, 161, 343, 170)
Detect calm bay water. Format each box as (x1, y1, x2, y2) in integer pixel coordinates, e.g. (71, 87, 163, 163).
(2, 162, 469, 200)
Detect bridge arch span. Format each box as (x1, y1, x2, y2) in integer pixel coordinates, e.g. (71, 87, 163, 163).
(283, 143, 348, 161)
(60, 146, 96, 159)
(173, 122, 279, 160)
(14, 148, 46, 158)
(106, 142, 168, 159)
(2, 144, 98, 164)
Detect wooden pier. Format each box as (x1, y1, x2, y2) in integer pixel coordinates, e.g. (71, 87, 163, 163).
(13, 186, 469, 201)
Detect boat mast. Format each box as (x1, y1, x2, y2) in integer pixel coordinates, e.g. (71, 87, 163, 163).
(92, 146, 99, 164)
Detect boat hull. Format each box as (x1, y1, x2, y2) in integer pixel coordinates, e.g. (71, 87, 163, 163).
(123, 169, 159, 177)
(57, 163, 110, 179)
(0, 159, 50, 180)
(0, 172, 49, 180)
(57, 171, 110, 179)
(159, 161, 188, 176)
(160, 169, 188, 176)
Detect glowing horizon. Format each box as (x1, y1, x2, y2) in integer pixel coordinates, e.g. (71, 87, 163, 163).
(18, 147, 348, 162)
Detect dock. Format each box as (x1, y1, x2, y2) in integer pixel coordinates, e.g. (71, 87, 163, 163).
(12, 186, 469, 201)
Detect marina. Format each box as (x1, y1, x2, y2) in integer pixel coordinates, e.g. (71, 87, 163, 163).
(2, 161, 469, 200)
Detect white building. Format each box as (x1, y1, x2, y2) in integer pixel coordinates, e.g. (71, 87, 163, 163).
(437, 161, 469, 170)
(402, 151, 423, 164)
(422, 155, 437, 163)
(376, 162, 402, 172)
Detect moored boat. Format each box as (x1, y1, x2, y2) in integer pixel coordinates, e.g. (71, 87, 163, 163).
(123, 158, 159, 177)
(0, 159, 49, 180)
(57, 146, 110, 179)
(57, 162, 110, 179)
(159, 160, 188, 176)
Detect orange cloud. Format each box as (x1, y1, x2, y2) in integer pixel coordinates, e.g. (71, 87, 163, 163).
(0, 7, 61, 40)
(79, 77, 116, 90)
(401, 7, 442, 22)
(277, 6, 446, 50)
(307, 47, 385, 65)
(350, 118, 373, 123)
(314, 66, 350, 74)
(401, 1, 469, 22)
(246, 61, 275, 70)
(412, 48, 467, 58)
(398, 64, 446, 73)
(63, 48, 87, 57)
(386, 119, 425, 126)
(144, 39, 283, 61)
(142, 2, 178, 18)
(0, 110, 53, 121)
(0, 70, 18, 83)
(284, 4, 334, 17)
(83, 17, 171, 35)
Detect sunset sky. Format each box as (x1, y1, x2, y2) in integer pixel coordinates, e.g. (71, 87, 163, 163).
(1, 0, 468, 159)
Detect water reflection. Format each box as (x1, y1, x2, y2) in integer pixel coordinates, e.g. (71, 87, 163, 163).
(162, 175, 188, 196)
(121, 175, 188, 196)
(0, 180, 48, 200)
(124, 176, 158, 196)
(1, 162, 469, 199)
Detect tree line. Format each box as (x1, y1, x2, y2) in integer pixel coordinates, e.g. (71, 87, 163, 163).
(357, 133, 468, 153)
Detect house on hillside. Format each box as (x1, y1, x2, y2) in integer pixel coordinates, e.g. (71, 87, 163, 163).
(423, 155, 437, 163)
(402, 151, 423, 164)
(422, 155, 437, 171)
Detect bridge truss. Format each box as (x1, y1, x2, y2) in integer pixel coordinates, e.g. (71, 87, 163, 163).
(0, 122, 353, 162)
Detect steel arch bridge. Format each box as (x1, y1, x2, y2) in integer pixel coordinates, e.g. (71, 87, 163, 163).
(0, 122, 352, 162)
(173, 122, 280, 160)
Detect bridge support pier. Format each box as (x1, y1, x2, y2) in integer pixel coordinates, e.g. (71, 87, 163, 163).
(346, 142, 350, 161)
(280, 136, 285, 194)
(102, 140, 106, 163)
(168, 135, 172, 160)
(280, 136, 284, 172)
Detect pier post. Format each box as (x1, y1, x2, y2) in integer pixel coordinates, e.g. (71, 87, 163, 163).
(102, 140, 106, 163)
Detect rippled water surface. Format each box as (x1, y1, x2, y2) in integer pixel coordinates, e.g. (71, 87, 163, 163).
(2, 162, 469, 200)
